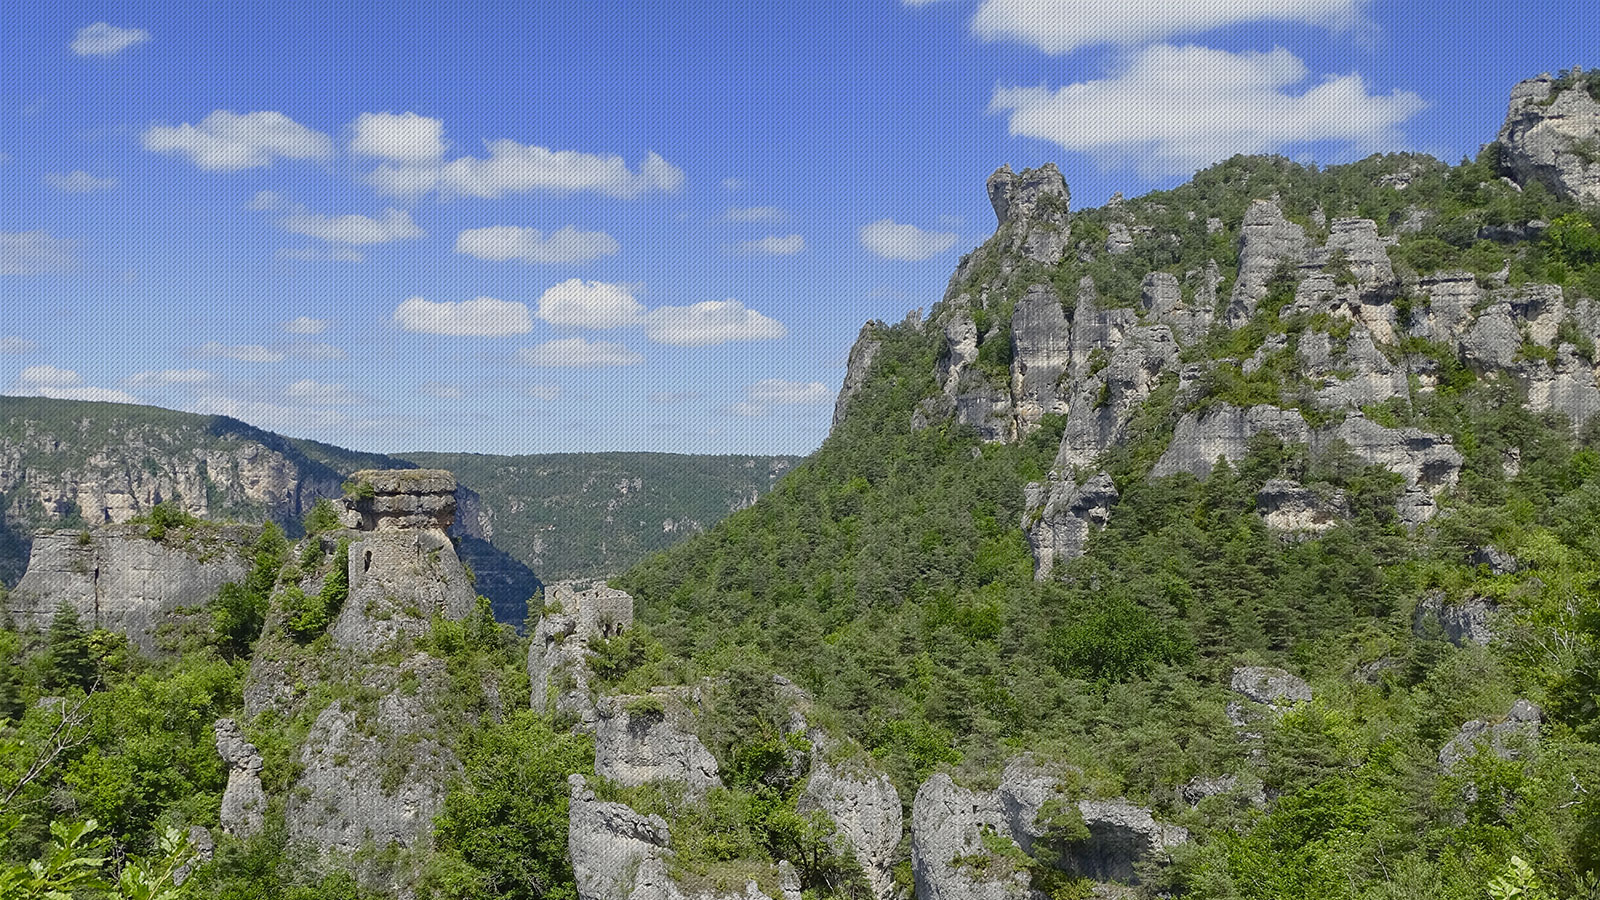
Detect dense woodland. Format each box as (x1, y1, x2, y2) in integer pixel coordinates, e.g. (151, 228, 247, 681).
(3, 130, 1600, 898)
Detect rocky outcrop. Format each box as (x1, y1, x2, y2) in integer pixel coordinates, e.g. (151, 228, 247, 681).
(988, 163, 1072, 265)
(338, 469, 458, 531)
(1256, 479, 1348, 535)
(1151, 405, 1311, 479)
(1227, 199, 1308, 324)
(1499, 71, 1600, 203)
(6, 525, 252, 650)
(1439, 700, 1543, 773)
(593, 693, 721, 797)
(529, 581, 636, 720)
(213, 718, 266, 838)
(327, 528, 478, 653)
(1413, 590, 1500, 646)
(1314, 414, 1462, 525)
(1073, 800, 1190, 884)
(284, 656, 459, 857)
(568, 774, 672, 900)
(834, 323, 885, 428)
(1023, 472, 1117, 579)
(1142, 268, 1216, 345)
(1008, 284, 1073, 434)
(800, 753, 903, 900)
(1231, 666, 1313, 707)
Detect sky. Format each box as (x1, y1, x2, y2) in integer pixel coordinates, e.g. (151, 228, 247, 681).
(0, 1, 1593, 455)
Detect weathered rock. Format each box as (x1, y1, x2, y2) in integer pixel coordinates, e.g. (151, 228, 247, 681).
(1227, 200, 1308, 324)
(1407, 271, 1483, 346)
(1142, 270, 1214, 345)
(529, 581, 637, 725)
(833, 323, 885, 429)
(327, 528, 478, 653)
(1463, 302, 1522, 370)
(1498, 71, 1600, 203)
(214, 718, 266, 838)
(988, 163, 1072, 265)
(1151, 405, 1311, 479)
(1052, 289, 1179, 473)
(910, 772, 1039, 900)
(339, 468, 457, 531)
(7, 525, 252, 651)
(1231, 666, 1312, 707)
(777, 861, 802, 900)
(1313, 414, 1462, 525)
(568, 774, 672, 900)
(1009, 284, 1073, 435)
(1522, 344, 1600, 430)
(1256, 479, 1348, 534)
(1320, 218, 1395, 288)
(1105, 223, 1133, 255)
(1024, 472, 1118, 579)
(930, 299, 1015, 443)
(800, 753, 903, 900)
(1439, 700, 1543, 773)
(1473, 546, 1519, 575)
(593, 693, 720, 797)
(1072, 800, 1190, 884)
(1297, 325, 1409, 409)
(1413, 590, 1500, 646)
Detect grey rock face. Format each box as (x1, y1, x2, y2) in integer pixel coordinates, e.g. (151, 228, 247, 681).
(1052, 289, 1179, 473)
(1231, 666, 1312, 707)
(1439, 700, 1543, 773)
(1314, 414, 1462, 525)
(1256, 479, 1348, 535)
(529, 581, 637, 723)
(1408, 272, 1483, 346)
(593, 693, 720, 797)
(339, 469, 458, 531)
(931, 299, 1015, 443)
(327, 529, 478, 653)
(1523, 344, 1600, 430)
(987, 163, 1072, 265)
(284, 660, 459, 856)
(833, 322, 885, 429)
(910, 772, 1039, 900)
(1105, 223, 1133, 255)
(1024, 472, 1118, 579)
(1151, 405, 1311, 479)
(568, 774, 671, 900)
(1227, 200, 1308, 324)
(1413, 590, 1500, 646)
(1072, 800, 1190, 884)
(214, 718, 266, 838)
(1463, 302, 1522, 369)
(1499, 72, 1600, 203)
(800, 754, 903, 900)
(1009, 284, 1073, 435)
(1473, 546, 1519, 575)
(1296, 325, 1409, 410)
(1141, 269, 1215, 345)
(7, 525, 251, 651)
(1320, 218, 1395, 288)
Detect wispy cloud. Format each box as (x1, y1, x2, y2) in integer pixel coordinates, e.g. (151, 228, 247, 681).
(0, 231, 75, 275)
(192, 342, 286, 363)
(348, 111, 445, 165)
(518, 337, 643, 368)
(282, 316, 328, 335)
(969, 0, 1369, 54)
(70, 22, 149, 57)
(455, 225, 619, 264)
(8, 365, 136, 403)
(392, 296, 532, 337)
(366, 138, 684, 201)
(859, 219, 957, 261)
(44, 171, 116, 193)
(143, 110, 333, 171)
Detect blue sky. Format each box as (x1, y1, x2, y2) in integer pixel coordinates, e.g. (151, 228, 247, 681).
(0, 1, 1593, 454)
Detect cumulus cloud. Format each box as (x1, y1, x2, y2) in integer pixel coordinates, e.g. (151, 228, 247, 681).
(142, 110, 333, 171)
(368, 141, 683, 200)
(725, 206, 784, 223)
(535, 279, 644, 329)
(283, 316, 328, 334)
(279, 206, 423, 245)
(193, 342, 286, 363)
(8, 365, 136, 403)
(0, 231, 75, 275)
(644, 300, 786, 347)
(124, 368, 214, 388)
(348, 112, 445, 164)
(44, 171, 116, 193)
(286, 379, 366, 406)
(970, 0, 1368, 53)
(735, 234, 805, 255)
(1, 336, 36, 355)
(70, 22, 149, 57)
(393, 296, 532, 337)
(518, 337, 643, 368)
(990, 44, 1424, 178)
(455, 225, 619, 264)
(859, 219, 958, 261)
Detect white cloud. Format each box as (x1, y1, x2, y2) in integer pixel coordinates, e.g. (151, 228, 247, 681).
(518, 337, 643, 368)
(735, 234, 805, 255)
(193, 341, 286, 363)
(747, 379, 831, 405)
(859, 219, 958, 261)
(535, 279, 644, 329)
(8, 365, 136, 403)
(283, 316, 328, 334)
(249, 190, 287, 211)
(644, 300, 786, 347)
(124, 368, 214, 388)
(0, 231, 75, 275)
(728, 401, 767, 417)
(420, 381, 464, 399)
(990, 44, 1425, 178)
(348, 112, 445, 164)
(369, 141, 684, 200)
(1, 336, 36, 355)
(455, 225, 619, 264)
(279, 206, 423, 245)
(970, 0, 1368, 53)
(142, 110, 333, 171)
(725, 206, 784, 223)
(44, 171, 116, 193)
(71, 22, 149, 57)
(287, 342, 348, 360)
(286, 379, 366, 406)
(278, 246, 363, 263)
(393, 296, 532, 337)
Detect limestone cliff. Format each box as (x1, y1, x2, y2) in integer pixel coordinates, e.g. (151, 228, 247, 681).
(1499, 69, 1600, 203)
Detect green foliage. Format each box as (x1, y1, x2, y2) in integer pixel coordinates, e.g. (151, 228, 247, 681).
(1049, 596, 1190, 684)
(208, 524, 288, 658)
(283, 541, 348, 643)
(44, 604, 96, 693)
(0, 817, 200, 900)
(301, 499, 342, 537)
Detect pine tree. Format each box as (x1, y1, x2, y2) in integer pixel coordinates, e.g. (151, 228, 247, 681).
(43, 604, 95, 692)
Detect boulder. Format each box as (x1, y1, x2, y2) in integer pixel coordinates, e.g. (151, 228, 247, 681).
(568, 774, 672, 900)
(1439, 700, 1543, 773)
(1231, 666, 1312, 707)
(1414, 590, 1500, 646)
(593, 693, 721, 797)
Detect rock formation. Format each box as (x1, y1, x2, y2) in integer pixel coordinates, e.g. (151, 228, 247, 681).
(213, 718, 266, 838)
(592, 692, 721, 797)
(799, 751, 903, 900)
(1256, 479, 1348, 535)
(529, 580, 637, 725)
(834, 323, 885, 428)
(1499, 70, 1600, 203)
(567, 774, 673, 900)
(1413, 590, 1500, 646)
(1439, 699, 1543, 773)
(1023, 472, 1117, 579)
